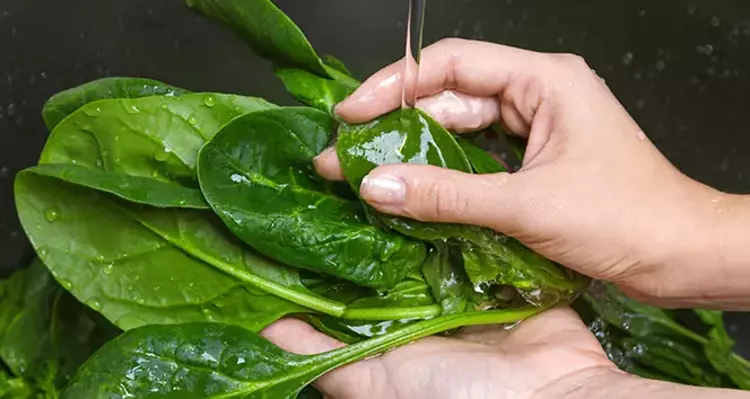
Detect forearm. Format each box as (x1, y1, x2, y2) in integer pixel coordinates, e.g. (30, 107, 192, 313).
(542, 368, 750, 399)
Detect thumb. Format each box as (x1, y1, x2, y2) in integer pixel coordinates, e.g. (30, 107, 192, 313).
(360, 164, 525, 233)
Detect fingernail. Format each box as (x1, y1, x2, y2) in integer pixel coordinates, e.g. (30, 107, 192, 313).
(361, 174, 406, 205)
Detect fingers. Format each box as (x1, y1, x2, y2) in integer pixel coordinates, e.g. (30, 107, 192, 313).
(500, 307, 599, 352)
(416, 90, 501, 133)
(261, 318, 377, 398)
(359, 164, 524, 233)
(336, 39, 552, 127)
(313, 147, 345, 181)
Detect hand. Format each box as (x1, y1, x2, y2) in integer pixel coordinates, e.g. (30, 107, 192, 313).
(316, 39, 750, 309)
(262, 308, 617, 399)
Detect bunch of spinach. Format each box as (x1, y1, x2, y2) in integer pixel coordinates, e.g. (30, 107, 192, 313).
(1, 0, 747, 397)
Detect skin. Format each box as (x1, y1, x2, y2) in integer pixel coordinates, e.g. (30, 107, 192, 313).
(262, 39, 750, 398)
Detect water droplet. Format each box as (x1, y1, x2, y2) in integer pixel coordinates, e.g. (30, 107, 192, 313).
(154, 285, 160, 291)
(710, 16, 720, 27)
(114, 134, 120, 142)
(95, 159, 103, 168)
(622, 52, 634, 65)
(188, 282, 195, 288)
(87, 298, 103, 311)
(6, 103, 16, 116)
(134, 275, 141, 282)
(169, 276, 176, 282)
(43, 206, 61, 222)
(202, 308, 211, 315)
(127, 104, 141, 114)
(103, 263, 115, 275)
(151, 169, 160, 178)
(136, 298, 145, 305)
(35, 223, 42, 230)
(160, 104, 169, 110)
(187, 115, 198, 125)
(127, 285, 134, 291)
(203, 95, 216, 107)
(655, 60, 666, 72)
(60, 279, 73, 290)
(38, 245, 49, 260)
(154, 149, 170, 162)
(96, 254, 105, 262)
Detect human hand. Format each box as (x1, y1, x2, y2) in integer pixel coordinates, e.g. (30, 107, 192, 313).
(316, 39, 750, 309)
(262, 308, 616, 399)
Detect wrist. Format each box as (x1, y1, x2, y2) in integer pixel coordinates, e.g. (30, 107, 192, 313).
(617, 178, 750, 309)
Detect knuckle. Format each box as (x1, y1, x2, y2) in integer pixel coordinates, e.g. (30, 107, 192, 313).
(553, 53, 589, 69)
(423, 178, 467, 221)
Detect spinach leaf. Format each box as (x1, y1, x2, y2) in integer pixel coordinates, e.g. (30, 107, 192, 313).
(184, 0, 330, 77)
(14, 171, 343, 331)
(0, 260, 119, 390)
(197, 107, 426, 290)
(0, 369, 36, 399)
(39, 93, 274, 209)
(584, 282, 705, 340)
(42, 77, 189, 130)
(695, 310, 750, 389)
(322, 54, 354, 78)
(26, 164, 209, 209)
(184, 0, 360, 92)
(456, 138, 507, 174)
(62, 307, 544, 399)
(276, 68, 356, 114)
(421, 243, 472, 315)
(337, 108, 585, 305)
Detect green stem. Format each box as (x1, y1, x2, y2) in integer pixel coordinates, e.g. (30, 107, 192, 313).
(342, 305, 442, 321)
(133, 213, 347, 317)
(309, 306, 546, 374)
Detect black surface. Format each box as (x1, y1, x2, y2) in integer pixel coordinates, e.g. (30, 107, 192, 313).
(1, 0, 749, 353)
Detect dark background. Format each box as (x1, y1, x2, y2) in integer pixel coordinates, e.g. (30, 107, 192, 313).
(1, 0, 749, 349)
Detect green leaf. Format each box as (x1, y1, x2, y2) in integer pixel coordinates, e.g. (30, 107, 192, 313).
(584, 282, 705, 340)
(421, 243, 471, 315)
(337, 108, 584, 305)
(621, 335, 726, 387)
(456, 138, 508, 174)
(42, 77, 189, 130)
(63, 307, 544, 399)
(184, 0, 329, 77)
(41, 93, 275, 187)
(26, 164, 209, 209)
(198, 107, 426, 290)
(322, 54, 354, 77)
(14, 171, 342, 331)
(0, 260, 119, 389)
(694, 310, 750, 389)
(276, 68, 356, 114)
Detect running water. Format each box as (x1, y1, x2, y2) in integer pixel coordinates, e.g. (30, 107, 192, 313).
(401, 0, 427, 109)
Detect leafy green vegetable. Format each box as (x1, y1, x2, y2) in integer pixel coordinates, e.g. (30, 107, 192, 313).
(38, 93, 275, 210)
(198, 107, 426, 290)
(276, 68, 356, 114)
(62, 307, 544, 399)
(184, 0, 330, 76)
(0, 260, 119, 393)
(457, 138, 508, 174)
(14, 171, 328, 330)
(337, 108, 585, 305)
(42, 77, 189, 130)
(26, 164, 209, 209)
(322, 54, 354, 77)
(421, 243, 472, 315)
(695, 310, 750, 389)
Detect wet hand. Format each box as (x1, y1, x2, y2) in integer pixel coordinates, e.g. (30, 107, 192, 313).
(262, 308, 616, 399)
(316, 39, 749, 308)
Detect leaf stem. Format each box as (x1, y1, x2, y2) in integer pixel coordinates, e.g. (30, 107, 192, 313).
(308, 306, 546, 374)
(342, 305, 442, 321)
